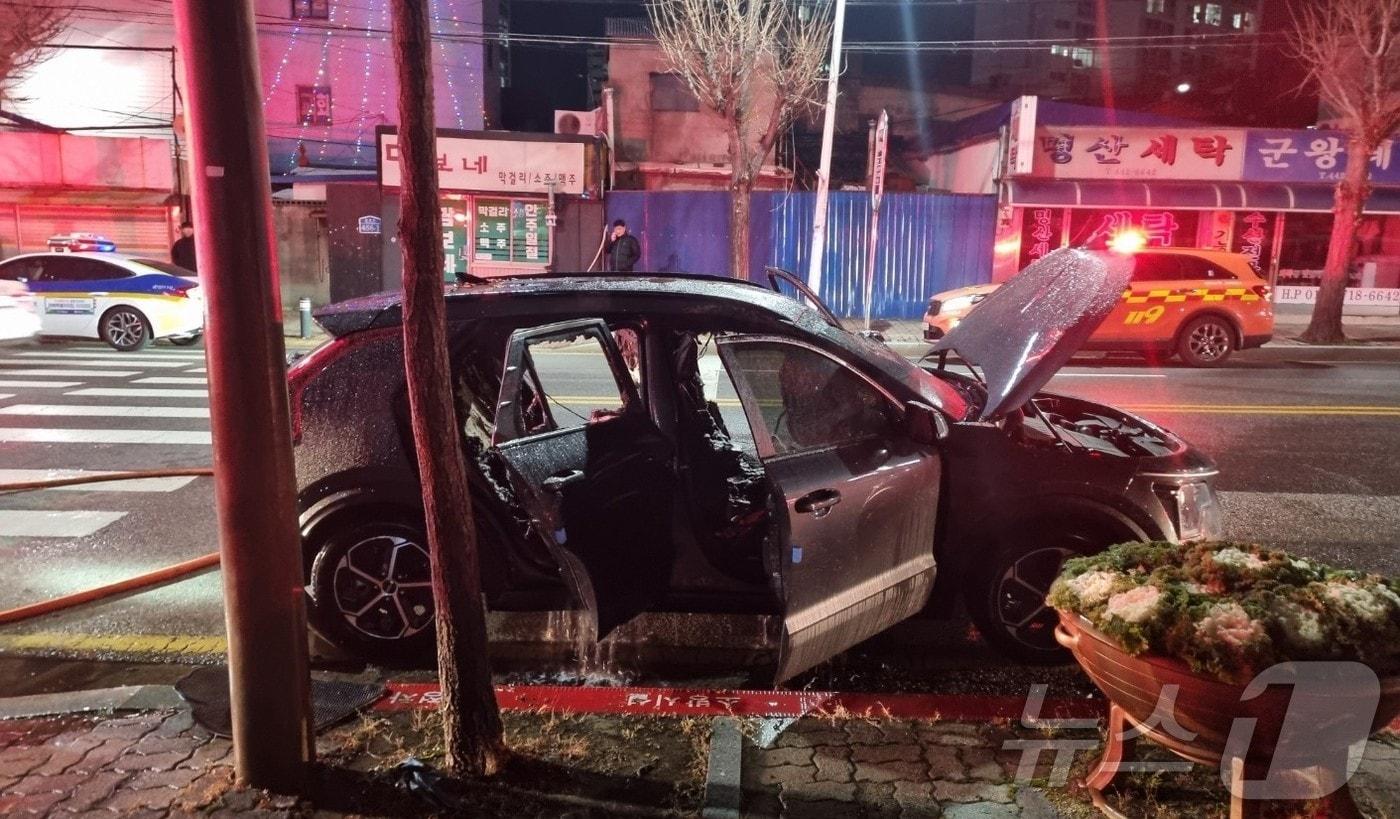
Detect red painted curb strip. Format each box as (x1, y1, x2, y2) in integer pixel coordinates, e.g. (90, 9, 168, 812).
(375, 683, 1105, 722)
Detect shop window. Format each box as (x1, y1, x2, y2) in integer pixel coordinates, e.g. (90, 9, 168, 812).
(1146, 0, 1167, 12)
(1176, 256, 1237, 280)
(1131, 254, 1186, 282)
(650, 73, 699, 113)
(1204, 3, 1223, 25)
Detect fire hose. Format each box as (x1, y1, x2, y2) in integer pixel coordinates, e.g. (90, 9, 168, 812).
(0, 468, 218, 625)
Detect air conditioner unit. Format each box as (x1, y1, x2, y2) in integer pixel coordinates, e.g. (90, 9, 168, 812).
(555, 108, 602, 136)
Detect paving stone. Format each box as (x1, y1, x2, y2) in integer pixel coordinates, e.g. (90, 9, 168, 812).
(932, 781, 1014, 804)
(878, 722, 921, 745)
(0, 748, 50, 778)
(782, 780, 858, 803)
(852, 743, 923, 764)
(127, 766, 205, 791)
(959, 747, 1010, 783)
(811, 746, 854, 783)
(846, 722, 890, 745)
(29, 741, 104, 776)
(58, 770, 130, 812)
(9, 770, 92, 795)
(773, 730, 816, 749)
(88, 716, 161, 742)
(743, 790, 784, 818)
(176, 739, 232, 769)
(68, 739, 130, 774)
(0, 789, 69, 815)
(781, 798, 852, 818)
(941, 802, 1020, 819)
(924, 745, 966, 780)
(892, 780, 938, 812)
(111, 749, 194, 773)
(757, 745, 815, 767)
(152, 711, 195, 738)
(1365, 741, 1400, 761)
(853, 760, 927, 784)
(854, 781, 900, 814)
(753, 763, 816, 788)
(102, 785, 181, 813)
(132, 734, 201, 757)
(920, 728, 985, 748)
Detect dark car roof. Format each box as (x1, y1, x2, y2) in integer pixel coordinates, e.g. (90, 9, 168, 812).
(313, 272, 803, 337)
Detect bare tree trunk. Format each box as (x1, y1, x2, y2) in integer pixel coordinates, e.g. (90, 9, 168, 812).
(389, 0, 504, 777)
(731, 181, 752, 281)
(1302, 141, 1373, 344)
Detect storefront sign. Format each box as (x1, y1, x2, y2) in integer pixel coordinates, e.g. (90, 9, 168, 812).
(356, 215, 381, 235)
(1275, 286, 1400, 307)
(473, 198, 512, 263)
(1068, 209, 1199, 249)
(1018, 206, 1064, 270)
(297, 85, 333, 127)
(380, 132, 586, 195)
(1032, 128, 1247, 180)
(1005, 96, 1038, 176)
(512, 201, 549, 263)
(1243, 131, 1400, 185)
(1232, 211, 1274, 275)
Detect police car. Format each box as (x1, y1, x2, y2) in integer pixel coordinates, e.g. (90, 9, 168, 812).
(0, 252, 203, 351)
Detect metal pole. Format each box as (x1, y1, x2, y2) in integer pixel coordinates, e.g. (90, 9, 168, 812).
(171, 0, 313, 793)
(805, 0, 847, 296)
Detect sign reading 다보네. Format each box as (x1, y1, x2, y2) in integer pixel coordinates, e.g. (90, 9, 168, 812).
(379, 132, 586, 195)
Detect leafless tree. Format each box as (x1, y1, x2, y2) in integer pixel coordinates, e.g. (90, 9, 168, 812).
(1289, 0, 1400, 343)
(389, 0, 505, 777)
(0, 2, 69, 104)
(649, 0, 832, 280)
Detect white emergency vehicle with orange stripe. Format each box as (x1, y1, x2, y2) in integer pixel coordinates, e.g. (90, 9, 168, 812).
(924, 235, 1273, 366)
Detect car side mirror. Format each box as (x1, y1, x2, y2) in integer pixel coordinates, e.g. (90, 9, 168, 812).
(903, 401, 949, 445)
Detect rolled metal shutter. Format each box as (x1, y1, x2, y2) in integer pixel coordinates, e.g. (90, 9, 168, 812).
(15, 205, 173, 258)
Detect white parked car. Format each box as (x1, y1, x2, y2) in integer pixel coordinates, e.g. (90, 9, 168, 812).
(0, 253, 203, 351)
(0, 279, 41, 345)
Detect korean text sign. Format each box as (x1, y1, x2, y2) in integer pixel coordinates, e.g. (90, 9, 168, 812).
(380, 133, 586, 195)
(1243, 130, 1400, 185)
(1033, 128, 1247, 181)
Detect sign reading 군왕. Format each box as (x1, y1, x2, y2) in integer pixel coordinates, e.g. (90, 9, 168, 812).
(379, 132, 586, 195)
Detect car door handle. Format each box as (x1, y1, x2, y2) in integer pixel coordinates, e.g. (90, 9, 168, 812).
(794, 489, 841, 517)
(542, 469, 585, 493)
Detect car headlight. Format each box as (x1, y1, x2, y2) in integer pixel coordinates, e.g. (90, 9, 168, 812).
(941, 293, 987, 314)
(1174, 481, 1222, 542)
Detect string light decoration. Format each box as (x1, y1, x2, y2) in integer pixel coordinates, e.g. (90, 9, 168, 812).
(351, 0, 379, 165)
(431, 0, 466, 130)
(301, 0, 339, 165)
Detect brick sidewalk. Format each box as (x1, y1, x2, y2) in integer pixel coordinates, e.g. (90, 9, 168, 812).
(740, 715, 1400, 818)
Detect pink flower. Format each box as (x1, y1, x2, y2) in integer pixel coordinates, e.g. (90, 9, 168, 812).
(1105, 585, 1161, 623)
(1196, 603, 1264, 649)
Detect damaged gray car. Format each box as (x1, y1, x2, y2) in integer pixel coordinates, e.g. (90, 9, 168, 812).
(289, 248, 1221, 677)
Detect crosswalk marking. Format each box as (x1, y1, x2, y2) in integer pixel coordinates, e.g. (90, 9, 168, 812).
(185, 367, 206, 373)
(0, 404, 210, 419)
(0, 380, 81, 388)
(1, 368, 140, 377)
(66, 388, 208, 399)
(0, 428, 211, 445)
(14, 351, 203, 361)
(0, 470, 198, 493)
(0, 510, 127, 538)
(0, 394, 12, 401)
(134, 376, 208, 385)
(0, 358, 192, 369)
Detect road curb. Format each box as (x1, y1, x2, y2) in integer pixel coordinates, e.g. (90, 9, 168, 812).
(702, 716, 743, 819)
(0, 684, 183, 719)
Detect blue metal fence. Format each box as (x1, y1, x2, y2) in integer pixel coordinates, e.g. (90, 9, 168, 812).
(607, 190, 996, 319)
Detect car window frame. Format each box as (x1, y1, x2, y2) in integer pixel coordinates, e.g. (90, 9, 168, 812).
(717, 334, 905, 461)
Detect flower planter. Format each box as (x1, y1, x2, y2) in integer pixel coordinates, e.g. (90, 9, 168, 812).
(1056, 610, 1400, 819)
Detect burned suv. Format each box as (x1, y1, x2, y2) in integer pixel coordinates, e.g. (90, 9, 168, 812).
(289, 249, 1220, 677)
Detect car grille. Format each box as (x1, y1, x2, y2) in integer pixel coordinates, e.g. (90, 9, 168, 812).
(927, 299, 942, 316)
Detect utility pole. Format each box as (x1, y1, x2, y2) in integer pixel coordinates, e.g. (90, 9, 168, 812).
(805, 0, 847, 296)
(171, 0, 312, 793)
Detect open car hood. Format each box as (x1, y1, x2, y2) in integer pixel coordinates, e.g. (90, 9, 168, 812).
(931, 247, 1132, 421)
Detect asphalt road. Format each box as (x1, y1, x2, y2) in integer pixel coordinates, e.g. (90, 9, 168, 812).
(0, 338, 1397, 675)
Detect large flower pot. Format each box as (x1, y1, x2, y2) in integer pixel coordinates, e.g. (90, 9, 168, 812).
(1055, 610, 1400, 818)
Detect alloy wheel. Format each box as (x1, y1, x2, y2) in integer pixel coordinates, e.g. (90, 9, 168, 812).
(1187, 321, 1231, 363)
(995, 546, 1075, 651)
(331, 534, 435, 640)
(104, 310, 146, 348)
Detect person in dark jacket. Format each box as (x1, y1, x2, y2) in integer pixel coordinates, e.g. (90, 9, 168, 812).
(171, 222, 197, 272)
(605, 219, 641, 273)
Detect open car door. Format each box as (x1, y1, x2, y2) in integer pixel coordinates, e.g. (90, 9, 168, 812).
(490, 319, 676, 638)
(716, 335, 942, 683)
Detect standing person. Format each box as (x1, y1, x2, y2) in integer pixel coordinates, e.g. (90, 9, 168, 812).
(171, 221, 197, 272)
(605, 219, 641, 273)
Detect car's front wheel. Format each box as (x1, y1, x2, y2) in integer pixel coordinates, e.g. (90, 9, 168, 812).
(966, 525, 1111, 664)
(308, 516, 437, 666)
(1176, 314, 1235, 367)
(99, 306, 152, 351)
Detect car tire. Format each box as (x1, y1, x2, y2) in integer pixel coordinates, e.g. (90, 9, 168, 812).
(308, 515, 437, 666)
(965, 523, 1113, 664)
(168, 332, 202, 346)
(99, 306, 152, 351)
(1176, 314, 1235, 367)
